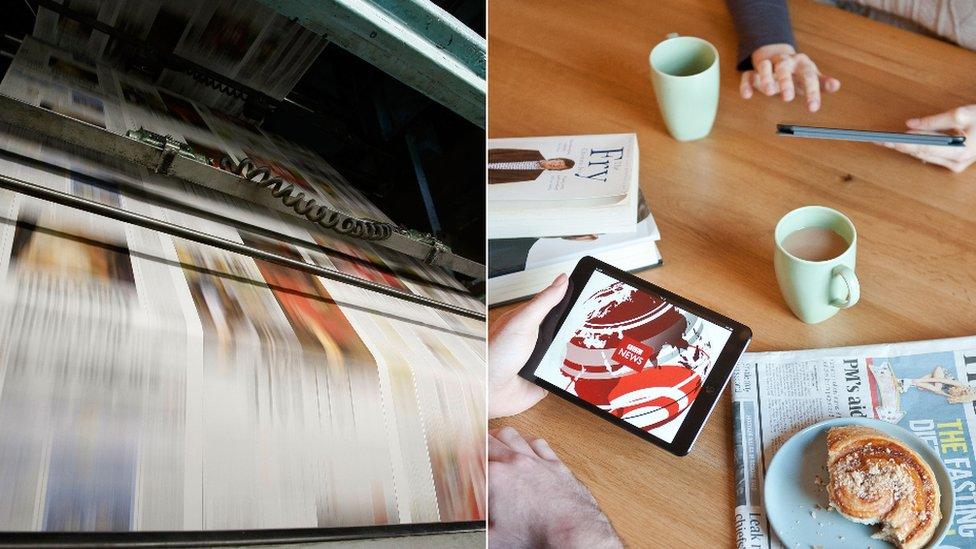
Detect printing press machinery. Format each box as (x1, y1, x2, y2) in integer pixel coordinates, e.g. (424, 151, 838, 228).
(0, 0, 486, 545)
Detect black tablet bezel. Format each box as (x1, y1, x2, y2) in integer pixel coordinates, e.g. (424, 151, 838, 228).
(517, 256, 752, 456)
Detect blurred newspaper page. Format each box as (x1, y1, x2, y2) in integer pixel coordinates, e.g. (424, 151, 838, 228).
(0, 33, 485, 531)
(732, 336, 976, 549)
(33, 0, 327, 115)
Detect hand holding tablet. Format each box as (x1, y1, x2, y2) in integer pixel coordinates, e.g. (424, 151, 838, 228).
(488, 275, 568, 419)
(517, 257, 752, 456)
(777, 124, 965, 147)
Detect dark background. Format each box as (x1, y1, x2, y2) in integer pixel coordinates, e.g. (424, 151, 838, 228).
(0, 0, 486, 268)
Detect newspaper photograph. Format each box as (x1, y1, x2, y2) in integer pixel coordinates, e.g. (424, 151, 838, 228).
(733, 336, 976, 549)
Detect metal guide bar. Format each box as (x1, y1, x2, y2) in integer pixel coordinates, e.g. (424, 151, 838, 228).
(0, 521, 486, 547)
(256, 0, 486, 127)
(0, 172, 486, 321)
(0, 93, 485, 279)
(0, 144, 472, 299)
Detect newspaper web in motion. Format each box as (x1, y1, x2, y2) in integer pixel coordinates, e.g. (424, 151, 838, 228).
(0, 34, 485, 531)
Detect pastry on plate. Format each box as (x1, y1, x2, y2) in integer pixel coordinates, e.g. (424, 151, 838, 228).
(826, 425, 941, 549)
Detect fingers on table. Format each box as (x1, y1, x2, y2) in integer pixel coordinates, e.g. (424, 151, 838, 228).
(773, 55, 796, 101)
(755, 59, 776, 96)
(820, 75, 841, 93)
(747, 54, 839, 107)
(495, 426, 535, 456)
(488, 431, 516, 461)
(489, 426, 562, 462)
(739, 71, 754, 99)
(794, 55, 821, 112)
(527, 437, 560, 462)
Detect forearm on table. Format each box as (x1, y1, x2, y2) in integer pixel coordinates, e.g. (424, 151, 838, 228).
(546, 507, 623, 549)
(724, 0, 797, 69)
(547, 523, 622, 549)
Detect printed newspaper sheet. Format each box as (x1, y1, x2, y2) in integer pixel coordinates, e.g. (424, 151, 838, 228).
(733, 337, 976, 549)
(33, 0, 327, 114)
(0, 36, 485, 530)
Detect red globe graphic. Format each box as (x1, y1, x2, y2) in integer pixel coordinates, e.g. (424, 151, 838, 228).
(562, 282, 700, 431)
(607, 366, 702, 431)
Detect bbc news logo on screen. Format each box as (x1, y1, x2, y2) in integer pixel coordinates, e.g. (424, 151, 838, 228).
(612, 337, 654, 372)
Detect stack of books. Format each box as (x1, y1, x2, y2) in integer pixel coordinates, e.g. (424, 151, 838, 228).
(487, 133, 662, 306)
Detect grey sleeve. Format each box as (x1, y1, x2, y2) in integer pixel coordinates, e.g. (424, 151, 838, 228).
(724, 0, 797, 71)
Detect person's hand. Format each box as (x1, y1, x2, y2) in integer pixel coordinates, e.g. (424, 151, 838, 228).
(488, 427, 622, 549)
(741, 43, 841, 112)
(488, 274, 568, 419)
(881, 106, 976, 172)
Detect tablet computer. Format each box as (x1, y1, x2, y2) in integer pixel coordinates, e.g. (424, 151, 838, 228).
(518, 256, 752, 456)
(777, 124, 966, 147)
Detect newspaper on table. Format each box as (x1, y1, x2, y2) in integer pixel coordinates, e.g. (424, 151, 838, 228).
(733, 336, 976, 549)
(0, 36, 485, 531)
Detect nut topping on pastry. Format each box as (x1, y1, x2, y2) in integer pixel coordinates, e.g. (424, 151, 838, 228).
(827, 426, 941, 549)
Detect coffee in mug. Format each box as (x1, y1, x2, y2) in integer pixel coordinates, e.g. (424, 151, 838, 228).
(773, 206, 860, 324)
(781, 227, 850, 262)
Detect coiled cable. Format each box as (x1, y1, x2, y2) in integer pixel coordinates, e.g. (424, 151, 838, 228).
(187, 68, 249, 100)
(221, 156, 394, 241)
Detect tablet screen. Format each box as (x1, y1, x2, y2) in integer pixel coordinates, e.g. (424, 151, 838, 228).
(531, 269, 733, 444)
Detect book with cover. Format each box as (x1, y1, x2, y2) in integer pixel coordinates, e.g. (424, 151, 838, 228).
(488, 193, 661, 306)
(487, 133, 639, 239)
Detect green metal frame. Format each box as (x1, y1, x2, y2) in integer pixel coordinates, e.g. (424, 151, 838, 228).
(258, 0, 486, 128)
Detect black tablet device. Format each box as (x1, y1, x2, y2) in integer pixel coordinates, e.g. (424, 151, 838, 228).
(777, 124, 966, 147)
(518, 256, 752, 456)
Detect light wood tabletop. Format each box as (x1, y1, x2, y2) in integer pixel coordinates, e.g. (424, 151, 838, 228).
(487, 1, 976, 547)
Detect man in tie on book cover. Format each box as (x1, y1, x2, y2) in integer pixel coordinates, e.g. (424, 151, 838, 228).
(488, 148, 575, 184)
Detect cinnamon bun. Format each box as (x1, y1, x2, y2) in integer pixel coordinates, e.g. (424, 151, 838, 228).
(826, 425, 941, 549)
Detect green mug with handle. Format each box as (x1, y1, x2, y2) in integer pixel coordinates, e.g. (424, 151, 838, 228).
(774, 206, 860, 324)
(649, 34, 720, 141)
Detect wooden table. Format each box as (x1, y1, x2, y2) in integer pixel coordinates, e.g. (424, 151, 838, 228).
(487, 1, 976, 547)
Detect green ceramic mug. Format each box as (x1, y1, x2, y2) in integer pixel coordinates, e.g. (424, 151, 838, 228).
(649, 34, 719, 141)
(774, 206, 860, 324)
